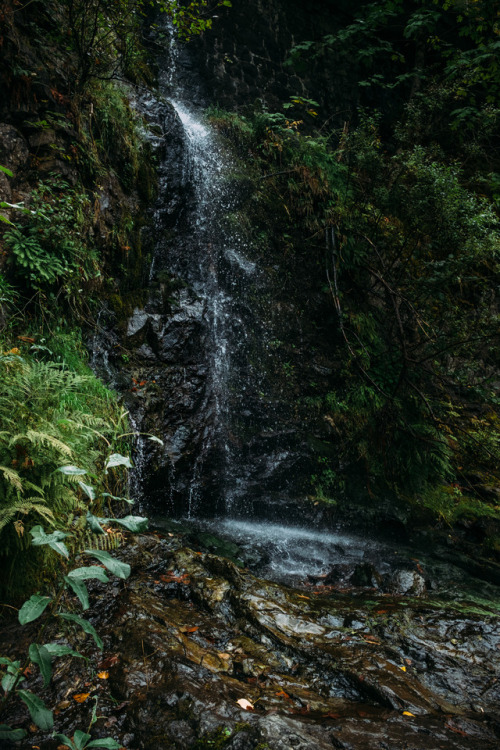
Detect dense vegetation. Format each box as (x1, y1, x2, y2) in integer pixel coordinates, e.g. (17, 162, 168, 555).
(208, 0, 500, 535)
(0, 0, 231, 595)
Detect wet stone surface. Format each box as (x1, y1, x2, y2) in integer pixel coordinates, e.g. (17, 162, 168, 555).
(1, 532, 499, 749)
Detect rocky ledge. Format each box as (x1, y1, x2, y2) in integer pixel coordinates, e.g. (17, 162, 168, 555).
(1, 532, 499, 749)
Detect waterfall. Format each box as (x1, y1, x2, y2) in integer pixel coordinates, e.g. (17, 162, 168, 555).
(119, 22, 311, 520)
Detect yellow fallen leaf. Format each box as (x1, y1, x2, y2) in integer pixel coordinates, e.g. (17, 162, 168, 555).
(73, 692, 90, 703)
(97, 671, 109, 679)
(402, 711, 415, 717)
(236, 698, 254, 710)
(399, 665, 407, 672)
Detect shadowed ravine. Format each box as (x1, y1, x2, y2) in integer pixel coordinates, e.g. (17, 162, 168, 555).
(79, 26, 500, 750)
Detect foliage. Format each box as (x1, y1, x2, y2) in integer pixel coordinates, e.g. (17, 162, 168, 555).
(0, 493, 146, 744)
(0, 346, 132, 592)
(3, 177, 98, 290)
(209, 98, 500, 521)
(59, 0, 231, 90)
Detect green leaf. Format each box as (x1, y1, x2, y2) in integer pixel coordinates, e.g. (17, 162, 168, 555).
(18, 690, 53, 730)
(0, 725, 27, 741)
(59, 613, 103, 649)
(105, 453, 132, 472)
(111, 515, 148, 533)
(87, 739, 122, 749)
(18, 594, 51, 625)
(58, 465, 87, 475)
(78, 481, 96, 500)
(0, 165, 13, 177)
(53, 733, 76, 750)
(84, 549, 131, 580)
(68, 566, 109, 583)
(86, 511, 106, 535)
(148, 435, 164, 445)
(43, 642, 85, 659)
(30, 526, 70, 558)
(2, 662, 21, 692)
(101, 492, 133, 505)
(74, 730, 92, 750)
(64, 576, 90, 610)
(28, 644, 52, 686)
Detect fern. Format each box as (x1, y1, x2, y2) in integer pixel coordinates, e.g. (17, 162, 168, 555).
(0, 500, 55, 534)
(0, 465, 22, 491)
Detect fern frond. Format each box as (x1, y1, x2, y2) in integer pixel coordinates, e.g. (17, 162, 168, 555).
(10, 430, 73, 457)
(0, 500, 55, 532)
(0, 465, 23, 491)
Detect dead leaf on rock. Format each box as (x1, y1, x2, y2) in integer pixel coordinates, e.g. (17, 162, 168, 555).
(402, 711, 415, 717)
(236, 698, 254, 710)
(73, 692, 90, 703)
(180, 626, 199, 633)
(98, 671, 109, 679)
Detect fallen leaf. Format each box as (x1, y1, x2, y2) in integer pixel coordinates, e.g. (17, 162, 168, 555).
(98, 671, 109, 679)
(73, 692, 90, 703)
(181, 626, 199, 633)
(446, 725, 468, 736)
(218, 652, 231, 660)
(399, 665, 407, 672)
(236, 698, 254, 710)
(275, 690, 290, 699)
(362, 634, 381, 644)
(56, 700, 71, 710)
(402, 711, 415, 717)
(99, 654, 119, 669)
(297, 595, 310, 600)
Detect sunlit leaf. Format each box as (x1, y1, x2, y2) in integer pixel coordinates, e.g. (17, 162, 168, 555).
(104, 453, 132, 472)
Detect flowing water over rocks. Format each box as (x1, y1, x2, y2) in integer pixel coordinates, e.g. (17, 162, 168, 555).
(79, 25, 500, 750)
(2, 531, 499, 749)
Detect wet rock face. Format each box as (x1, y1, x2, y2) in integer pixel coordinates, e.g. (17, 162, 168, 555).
(3, 534, 499, 749)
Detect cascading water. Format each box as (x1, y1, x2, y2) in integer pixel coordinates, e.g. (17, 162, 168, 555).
(122, 24, 276, 518)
